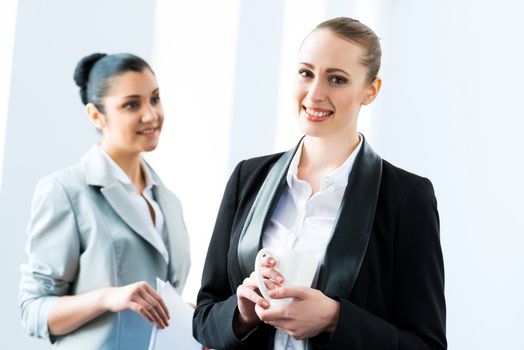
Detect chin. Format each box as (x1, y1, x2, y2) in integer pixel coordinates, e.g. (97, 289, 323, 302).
(141, 142, 159, 153)
(299, 121, 333, 138)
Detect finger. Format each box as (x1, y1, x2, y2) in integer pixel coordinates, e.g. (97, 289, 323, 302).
(238, 285, 269, 309)
(243, 276, 281, 293)
(262, 277, 281, 290)
(268, 286, 309, 300)
(243, 277, 259, 288)
(260, 266, 284, 284)
(259, 253, 276, 267)
(139, 288, 170, 327)
(143, 283, 170, 319)
(129, 301, 162, 328)
(130, 289, 167, 328)
(255, 305, 286, 322)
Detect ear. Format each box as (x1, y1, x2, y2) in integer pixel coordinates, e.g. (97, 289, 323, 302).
(362, 77, 382, 105)
(86, 103, 106, 130)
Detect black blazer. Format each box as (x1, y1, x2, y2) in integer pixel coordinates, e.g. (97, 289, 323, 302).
(193, 139, 446, 350)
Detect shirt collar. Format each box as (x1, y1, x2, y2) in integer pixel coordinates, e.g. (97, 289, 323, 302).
(98, 145, 156, 191)
(286, 134, 363, 193)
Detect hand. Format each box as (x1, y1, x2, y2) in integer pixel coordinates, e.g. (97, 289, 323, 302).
(101, 281, 170, 329)
(255, 286, 340, 340)
(234, 254, 283, 335)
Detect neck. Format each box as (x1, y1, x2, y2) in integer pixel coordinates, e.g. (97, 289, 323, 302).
(100, 142, 144, 192)
(300, 132, 360, 173)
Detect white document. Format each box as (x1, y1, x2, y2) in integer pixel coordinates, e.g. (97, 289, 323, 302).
(148, 278, 202, 350)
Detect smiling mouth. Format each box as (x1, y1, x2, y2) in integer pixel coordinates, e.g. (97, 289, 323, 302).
(137, 127, 159, 135)
(303, 106, 333, 120)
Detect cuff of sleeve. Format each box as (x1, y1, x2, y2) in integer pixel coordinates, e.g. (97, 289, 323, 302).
(222, 296, 268, 348)
(233, 308, 262, 342)
(38, 296, 60, 343)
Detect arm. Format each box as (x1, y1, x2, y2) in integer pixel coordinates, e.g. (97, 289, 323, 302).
(48, 282, 169, 336)
(193, 162, 271, 349)
(19, 177, 169, 341)
(257, 178, 446, 349)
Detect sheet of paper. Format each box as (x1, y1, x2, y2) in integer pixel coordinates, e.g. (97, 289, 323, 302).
(148, 278, 202, 350)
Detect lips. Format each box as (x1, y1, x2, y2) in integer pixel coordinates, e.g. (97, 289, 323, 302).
(137, 126, 160, 135)
(303, 106, 333, 121)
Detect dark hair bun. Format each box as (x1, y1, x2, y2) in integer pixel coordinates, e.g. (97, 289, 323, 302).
(73, 53, 106, 104)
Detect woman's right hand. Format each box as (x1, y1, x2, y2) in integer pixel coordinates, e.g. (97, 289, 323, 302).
(234, 254, 284, 335)
(102, 281, 170, 329)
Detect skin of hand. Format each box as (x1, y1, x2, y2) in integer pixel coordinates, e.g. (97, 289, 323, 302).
(233, 255, 284, 336)
(48, 281, 170, 336)
(254, 286, 341, 340)
(102, 281, 170, 329)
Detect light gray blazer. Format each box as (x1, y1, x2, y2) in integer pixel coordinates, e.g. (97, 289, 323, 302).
(19, 145, 191, 349)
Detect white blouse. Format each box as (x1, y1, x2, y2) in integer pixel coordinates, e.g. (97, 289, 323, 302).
(100, 147, 169, 258)
(262, 136, 363, 350)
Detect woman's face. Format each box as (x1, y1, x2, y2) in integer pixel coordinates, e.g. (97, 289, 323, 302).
(294, 29, 380, 139)
(95, 69, 163, 156)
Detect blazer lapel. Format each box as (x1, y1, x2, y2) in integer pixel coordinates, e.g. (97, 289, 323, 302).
(236, 136, 382, 297)
(154, 183, 190, 285)
(236, 143, 299, 277)
(316, 138, 382, 297)
(82, 145, 169, 262)
(100, 184, 169, 262)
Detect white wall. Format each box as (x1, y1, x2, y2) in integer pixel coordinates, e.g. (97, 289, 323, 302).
(0, 0, 18, 191)
(371, 1, 524, 348)
(1, 0, 523, 348)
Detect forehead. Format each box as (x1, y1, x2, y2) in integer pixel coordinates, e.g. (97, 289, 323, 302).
(298, 29, 366, 73)
(105, 69, 157, 98)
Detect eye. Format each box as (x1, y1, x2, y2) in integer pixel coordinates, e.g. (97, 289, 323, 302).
(299, 69, 314, 79)
(150, 95, 161, 105)
(123, 100, 140, 110)
(329, 75, 347, 85)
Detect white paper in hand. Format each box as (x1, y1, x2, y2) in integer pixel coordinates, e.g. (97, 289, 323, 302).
(148, 278, 202, 350)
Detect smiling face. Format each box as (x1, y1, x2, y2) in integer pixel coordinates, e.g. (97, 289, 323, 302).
(89, 69, 163, 157)
(294, 29, 380, 140)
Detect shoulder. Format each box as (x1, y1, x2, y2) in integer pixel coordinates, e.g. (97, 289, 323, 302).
(232, 152, 285, 189)
(34, 163, 87, 200)
(236, 152, 285, 176)
(379, 160, 436, 210)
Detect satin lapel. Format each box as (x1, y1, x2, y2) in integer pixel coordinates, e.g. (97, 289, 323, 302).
(101, 184, 169, 262)
(237, 145, 299, 277)
(316, 138, 383, 297)
(154, 185, 189, 282)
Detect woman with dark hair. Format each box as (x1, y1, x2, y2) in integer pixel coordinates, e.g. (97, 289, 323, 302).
(19, 53, 191, 349)
(193, 17, 446, 349)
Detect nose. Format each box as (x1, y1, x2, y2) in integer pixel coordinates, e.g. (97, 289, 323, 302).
(306, 78, 327, 104)
(141, 103, 159, 123)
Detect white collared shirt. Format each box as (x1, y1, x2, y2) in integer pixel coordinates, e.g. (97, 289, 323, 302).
(99, 147, 169, 257)
(263, 136, 363, 350)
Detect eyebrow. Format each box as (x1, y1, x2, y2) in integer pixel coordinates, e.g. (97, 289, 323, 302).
(299, 62, 350, 76)
(122, 88, 159, 99)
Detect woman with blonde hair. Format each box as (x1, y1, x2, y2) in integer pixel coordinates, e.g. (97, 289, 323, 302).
(193, 17, 446, 350)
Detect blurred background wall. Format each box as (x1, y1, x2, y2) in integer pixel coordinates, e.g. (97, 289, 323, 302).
(1, 0, 523, 348)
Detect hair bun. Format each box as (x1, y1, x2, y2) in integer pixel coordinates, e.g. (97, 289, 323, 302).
(73, 53, 106, 103)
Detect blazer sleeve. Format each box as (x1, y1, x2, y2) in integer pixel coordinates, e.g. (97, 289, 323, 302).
(193, 162, 270, 349)
(19, 176, 80, 342)
(318, 178, 446, 350)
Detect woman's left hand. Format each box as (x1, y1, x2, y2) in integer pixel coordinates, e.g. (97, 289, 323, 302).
(254, 286, 340, 340)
